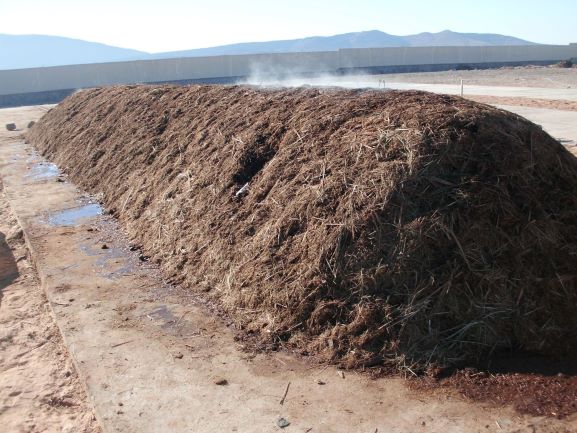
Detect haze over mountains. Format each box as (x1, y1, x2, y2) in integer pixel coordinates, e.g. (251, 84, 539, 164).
(0, 34, 147, 70)
(0, 30, 537, 70)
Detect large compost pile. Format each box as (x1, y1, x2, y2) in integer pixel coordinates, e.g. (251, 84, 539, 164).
(28, 85, 577, 370)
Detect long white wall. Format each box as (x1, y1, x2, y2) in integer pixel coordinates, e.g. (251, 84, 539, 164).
(1, 44, 576, 96)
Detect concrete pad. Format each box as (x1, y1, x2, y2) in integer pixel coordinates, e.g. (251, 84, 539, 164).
(2, 108, 577, 433)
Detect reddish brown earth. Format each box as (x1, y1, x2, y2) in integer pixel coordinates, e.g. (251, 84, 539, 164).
(447, 371, 577, 419)
(410, 353, 577, 420)
(27, 85, 577, 388)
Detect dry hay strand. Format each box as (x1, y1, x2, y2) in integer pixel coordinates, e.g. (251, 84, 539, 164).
(28, 85, 577, 372)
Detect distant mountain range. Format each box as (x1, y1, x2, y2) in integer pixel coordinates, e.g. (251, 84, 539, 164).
(0, 34, 147, 70)
(0, 30, 537, 70)
(150, 30, 536, 59)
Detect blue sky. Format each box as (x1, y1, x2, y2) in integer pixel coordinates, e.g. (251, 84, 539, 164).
(2, 0, 576, 52)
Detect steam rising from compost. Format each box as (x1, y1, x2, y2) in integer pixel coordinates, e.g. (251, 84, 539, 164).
(240, 62, 386, 89)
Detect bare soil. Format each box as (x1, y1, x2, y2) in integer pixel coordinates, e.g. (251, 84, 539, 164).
(27, 85, 577, 381)
(0, 182, 100, 433)
(379, 66, 577, 88)
(469, 95, 577, 111)
(0, 106, 99, 433)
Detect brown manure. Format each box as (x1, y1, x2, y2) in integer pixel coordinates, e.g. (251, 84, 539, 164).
(28, 85, 577, 371)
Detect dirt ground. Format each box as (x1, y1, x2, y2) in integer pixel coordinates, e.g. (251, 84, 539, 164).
(468, 95, 577, 111)
(373, 66, 577, 112)
(379, 66, 577, 89)
(0, 112, 100, 433)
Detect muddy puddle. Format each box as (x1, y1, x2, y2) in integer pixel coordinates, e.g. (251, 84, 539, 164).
(47, 203, 102, 226)
(79, 242, 136, 280)
(145, 304, 203, 338)
(26, 162, 59, 180)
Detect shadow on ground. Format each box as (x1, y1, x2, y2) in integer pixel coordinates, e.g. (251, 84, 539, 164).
(0, 232, 19, 305)
(485, 352, 577, 376)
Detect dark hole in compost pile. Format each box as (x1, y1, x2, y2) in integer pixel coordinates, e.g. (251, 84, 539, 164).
(232, 134, 277, 185)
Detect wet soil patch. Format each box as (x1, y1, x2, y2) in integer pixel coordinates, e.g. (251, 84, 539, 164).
(47, 203, 102, 226)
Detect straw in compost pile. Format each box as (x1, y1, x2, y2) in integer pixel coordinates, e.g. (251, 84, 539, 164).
(28, 85, 577, 371)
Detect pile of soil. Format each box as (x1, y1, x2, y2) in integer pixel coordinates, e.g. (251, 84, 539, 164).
(28, 85, 577, 371)
(556, 60, 573, 68)
(413, 353, 577, 418)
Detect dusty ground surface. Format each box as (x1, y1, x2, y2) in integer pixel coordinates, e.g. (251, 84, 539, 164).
(469, 95, 577, 111)
(373, 66, 577, 111)
(0, 107, 100, 433)
(378, 66, 577, 89)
